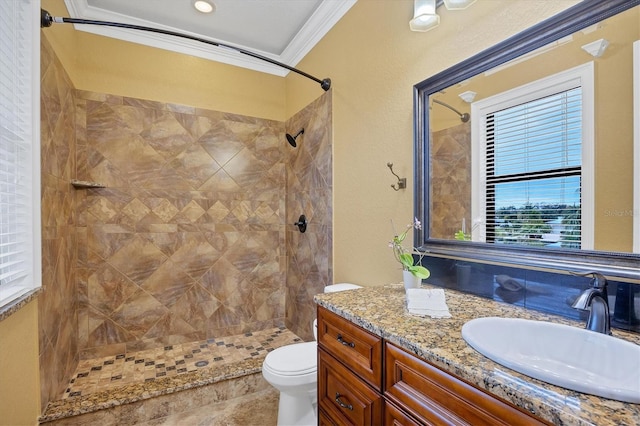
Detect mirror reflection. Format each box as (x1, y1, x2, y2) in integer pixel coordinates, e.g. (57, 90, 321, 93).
(428, 5, 639, 254)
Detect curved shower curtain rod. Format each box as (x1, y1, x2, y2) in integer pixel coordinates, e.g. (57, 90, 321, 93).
(40, 9, 331, 92)
(432, 99, 469, 123)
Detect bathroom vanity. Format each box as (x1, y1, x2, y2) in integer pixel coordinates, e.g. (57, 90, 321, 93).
(314, 285, 640, 426)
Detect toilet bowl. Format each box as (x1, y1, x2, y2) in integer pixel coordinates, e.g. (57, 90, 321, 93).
(262, 283, 362, 426)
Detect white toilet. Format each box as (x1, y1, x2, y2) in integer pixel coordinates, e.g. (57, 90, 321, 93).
(262, 283, 362, 426)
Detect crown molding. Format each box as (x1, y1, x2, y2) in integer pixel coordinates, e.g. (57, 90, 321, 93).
(63, 0, 356, 77)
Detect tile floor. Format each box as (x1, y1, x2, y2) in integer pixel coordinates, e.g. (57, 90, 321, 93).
(136, 386, 280, 426)
(63, 326, 301, 399)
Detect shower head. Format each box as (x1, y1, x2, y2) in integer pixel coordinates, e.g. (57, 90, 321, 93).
(286, 129, 304, 147)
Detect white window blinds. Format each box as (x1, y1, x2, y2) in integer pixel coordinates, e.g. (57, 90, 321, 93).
(0, 0, 41, 307)
(485, 88, 582, 248)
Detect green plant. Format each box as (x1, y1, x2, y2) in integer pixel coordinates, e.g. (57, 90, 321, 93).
(454, 229, 470, 241)
(390, 218, 431, 279)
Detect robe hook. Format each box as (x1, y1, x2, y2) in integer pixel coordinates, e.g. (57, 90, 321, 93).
(387, 163, 406, 191)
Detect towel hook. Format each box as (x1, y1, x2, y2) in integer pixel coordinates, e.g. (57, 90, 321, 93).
(387, 163, 406, 191)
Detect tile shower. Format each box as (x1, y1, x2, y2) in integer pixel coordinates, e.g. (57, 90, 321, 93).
(39, 34, 333, 419)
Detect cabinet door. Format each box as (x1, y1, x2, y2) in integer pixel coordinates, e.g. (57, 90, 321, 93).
(317, 306, 383, 391)
(319, 409, 338, 426)
(384, 342, 550, 426)
(319, 348, 383, 426)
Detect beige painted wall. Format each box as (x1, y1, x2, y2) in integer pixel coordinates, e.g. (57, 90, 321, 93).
(286, 0, 580, 286)
(40, 0, 286, 122)
(0, 300, 41, 425)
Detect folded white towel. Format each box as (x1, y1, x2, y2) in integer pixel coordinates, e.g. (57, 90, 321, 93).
(406, 288, 452, 318)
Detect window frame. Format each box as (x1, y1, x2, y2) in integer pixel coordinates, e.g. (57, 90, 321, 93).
(470, 63, 594, 249)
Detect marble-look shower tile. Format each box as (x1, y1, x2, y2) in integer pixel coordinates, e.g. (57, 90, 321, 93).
(76, 90, 290, 358)
(140, 260, 195, 308)
(107, 235, 167, 285)
(431, 123, 471, 239)
(285, 92, 332, 338)
(39, 35, 80, 407)
(170, 143, 221, 188)
(140, 109, 194, 160)
(198, 169, 243, 192)
(88, 306, 137, 347)
(223, 148, 265, 189)
(110, 290, 169, 339)
(88, 264, 139, 315)
(198, 121, 247, 165)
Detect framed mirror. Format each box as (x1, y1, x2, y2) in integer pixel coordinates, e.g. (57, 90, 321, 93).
(414, 0, 640, 280)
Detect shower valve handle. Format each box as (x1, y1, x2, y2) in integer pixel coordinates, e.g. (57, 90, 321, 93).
(293, 215, 307, 233)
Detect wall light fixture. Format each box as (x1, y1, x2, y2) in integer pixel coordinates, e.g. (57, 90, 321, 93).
(409, 0, 440, 32)
(443, 0, 477, 10)
(410, 0, 477, 32)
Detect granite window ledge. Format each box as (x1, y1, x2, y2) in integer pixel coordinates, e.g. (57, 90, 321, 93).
(0, 288, 42, 322)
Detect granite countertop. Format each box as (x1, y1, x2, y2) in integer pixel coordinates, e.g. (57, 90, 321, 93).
(314, 284, 640, 426)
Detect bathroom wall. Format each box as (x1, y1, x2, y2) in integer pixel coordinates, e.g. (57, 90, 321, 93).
(285, 92, 333, 340)
(430, 122, 471, 240)
(39, 34, 80, 407)
(74, 91, 288, 358)
(285, 0, 581, 286)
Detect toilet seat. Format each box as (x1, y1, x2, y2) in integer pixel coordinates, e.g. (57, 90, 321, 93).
(263, 341, 317, 376)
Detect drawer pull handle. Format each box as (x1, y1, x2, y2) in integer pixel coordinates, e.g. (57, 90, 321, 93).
(335, 393, 353, 411)
(337, 334, 355, 348)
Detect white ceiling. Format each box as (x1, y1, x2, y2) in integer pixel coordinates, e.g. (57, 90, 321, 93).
(63, 0, 356, 76)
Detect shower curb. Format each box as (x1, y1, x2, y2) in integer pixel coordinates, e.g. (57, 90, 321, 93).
(39, 358, 267, 425)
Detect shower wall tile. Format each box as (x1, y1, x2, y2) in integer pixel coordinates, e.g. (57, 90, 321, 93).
(430, 122, 471, 239)
(39, 35, 334, 412)
(75, 90, 287, 358)
(285, 92, 333, 340)
(39, 35, 80, 408)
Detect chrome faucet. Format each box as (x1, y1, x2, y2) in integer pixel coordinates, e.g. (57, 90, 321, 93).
(571, 272, 611, 335)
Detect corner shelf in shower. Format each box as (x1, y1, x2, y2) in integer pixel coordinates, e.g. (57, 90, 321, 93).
(70, 179, 106, 189)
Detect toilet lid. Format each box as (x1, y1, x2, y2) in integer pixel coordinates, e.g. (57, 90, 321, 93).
(264, 342, 317, 376)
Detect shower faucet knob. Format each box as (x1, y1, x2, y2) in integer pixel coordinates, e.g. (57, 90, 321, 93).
(293, 215, 307, 233)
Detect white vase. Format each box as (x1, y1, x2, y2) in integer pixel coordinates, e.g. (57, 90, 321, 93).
(403, 270, 422, 290)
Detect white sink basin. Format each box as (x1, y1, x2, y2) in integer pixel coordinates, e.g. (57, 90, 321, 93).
(461, 317, 640, 403)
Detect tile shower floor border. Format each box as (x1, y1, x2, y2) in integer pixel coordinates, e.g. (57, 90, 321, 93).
(40, 327, 302, 423)
(64, 326, 301, 398)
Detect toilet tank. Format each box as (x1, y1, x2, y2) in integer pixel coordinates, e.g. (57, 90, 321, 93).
(324, 283, 362, 293)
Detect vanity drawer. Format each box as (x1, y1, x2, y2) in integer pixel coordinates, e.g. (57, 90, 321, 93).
(384, 342, 550, 426)
(319, 348, 383, 426)
(317, 306, 383, 390)
(384, 399, 421, 426)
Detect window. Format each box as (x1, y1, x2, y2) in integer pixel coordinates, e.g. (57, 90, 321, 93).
(0, 0, 41, 307)
(471, 63, 594, 250)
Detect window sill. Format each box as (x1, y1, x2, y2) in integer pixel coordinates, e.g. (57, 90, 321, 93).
(0, 288, 41, 323)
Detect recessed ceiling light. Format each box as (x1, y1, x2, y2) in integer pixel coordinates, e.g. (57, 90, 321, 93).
(193, 0, 215, 14)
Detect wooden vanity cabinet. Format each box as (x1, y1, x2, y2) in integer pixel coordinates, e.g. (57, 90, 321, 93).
(384, 342, 550, 425)
(317, 306, 550, 426)
(317, 306, 383, 425)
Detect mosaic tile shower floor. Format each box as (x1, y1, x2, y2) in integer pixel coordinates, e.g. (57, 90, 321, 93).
(63, 326, 301, 398)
